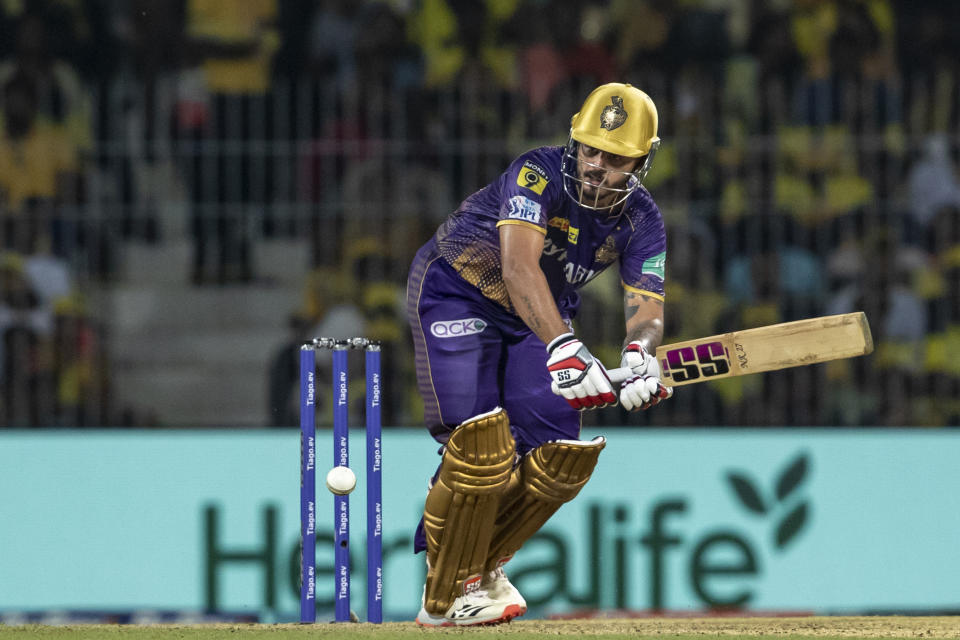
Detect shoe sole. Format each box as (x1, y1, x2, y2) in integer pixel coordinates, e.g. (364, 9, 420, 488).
(416, 604, 524, 628)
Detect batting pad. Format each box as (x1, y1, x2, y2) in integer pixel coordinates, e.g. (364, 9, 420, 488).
(485, 436, 606, 571)
(423, 407, 515, 614)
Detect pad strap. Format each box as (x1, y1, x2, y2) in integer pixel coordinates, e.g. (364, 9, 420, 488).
(485, 437, 606, 571)
(423, 408, 515, 614)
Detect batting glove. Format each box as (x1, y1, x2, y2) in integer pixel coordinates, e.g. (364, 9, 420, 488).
(546, 333, 617, 410)
(619, 341, 673, 411)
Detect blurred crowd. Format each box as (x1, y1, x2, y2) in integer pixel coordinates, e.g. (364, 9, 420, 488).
(2, 0, 960, 427)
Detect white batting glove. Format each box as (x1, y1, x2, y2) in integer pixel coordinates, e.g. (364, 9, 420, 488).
(546, 333, 617, 410)
(619, 341, 673, 411)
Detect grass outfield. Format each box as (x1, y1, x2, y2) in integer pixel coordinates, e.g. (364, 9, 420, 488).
(0, 618, 958, 639)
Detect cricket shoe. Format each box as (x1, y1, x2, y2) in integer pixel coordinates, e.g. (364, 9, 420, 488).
(415, 583, 523, 627)
(481, 559, 527, 616)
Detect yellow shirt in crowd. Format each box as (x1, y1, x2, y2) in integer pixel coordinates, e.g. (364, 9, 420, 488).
(0, 122, 77, 210)
(187, 0, 279, 95)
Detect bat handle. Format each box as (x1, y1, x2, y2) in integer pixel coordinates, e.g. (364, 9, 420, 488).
(606, 366, 634, 385)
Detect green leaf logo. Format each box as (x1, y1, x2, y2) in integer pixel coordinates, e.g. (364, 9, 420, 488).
(776, 454, 808, 501)
(726, 451, 811, 552)
(726, 472, 767, 514)
(775, 502, 809, 549)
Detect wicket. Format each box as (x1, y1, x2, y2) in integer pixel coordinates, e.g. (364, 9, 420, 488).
(299, 337, 383, 624)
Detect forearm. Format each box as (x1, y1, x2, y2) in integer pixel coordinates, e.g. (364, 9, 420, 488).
(624, 319, 663, 351)
(504, 267, 569, 346)
(623, 290, 664, 351)
(618, 290, 673, 411)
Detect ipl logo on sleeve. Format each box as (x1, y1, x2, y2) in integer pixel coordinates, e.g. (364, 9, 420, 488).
(506, 195, 543, 224)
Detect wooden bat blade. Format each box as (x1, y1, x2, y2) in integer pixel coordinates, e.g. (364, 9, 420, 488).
(607, 312, 873, 387)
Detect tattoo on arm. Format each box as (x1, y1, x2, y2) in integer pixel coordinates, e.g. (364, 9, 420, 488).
(518, 294, 543, 335)
(624, 291, 664, 349)
(624, 291, 662, 322)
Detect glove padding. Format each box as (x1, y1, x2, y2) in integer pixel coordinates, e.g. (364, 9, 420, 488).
(619, 341, 673, 411)
(546, 333, 617, 410)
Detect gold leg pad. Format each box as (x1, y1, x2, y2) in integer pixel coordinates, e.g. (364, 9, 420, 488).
(485, 436, 606, 571)
(423, 408, 515, 614)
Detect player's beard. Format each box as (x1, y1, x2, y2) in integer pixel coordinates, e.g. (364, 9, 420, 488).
(577, 168, 626, 210)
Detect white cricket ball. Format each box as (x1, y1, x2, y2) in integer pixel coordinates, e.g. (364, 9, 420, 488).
(325, 466, 357, 495)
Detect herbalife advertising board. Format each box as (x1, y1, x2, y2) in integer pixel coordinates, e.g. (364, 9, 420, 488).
(1, 429, 958, 621)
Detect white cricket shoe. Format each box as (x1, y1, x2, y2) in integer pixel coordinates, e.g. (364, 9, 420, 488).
(415, 586, 523, 627)
(481, 563, 527, 616)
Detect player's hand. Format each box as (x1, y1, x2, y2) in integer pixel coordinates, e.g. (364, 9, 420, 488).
(546, 333, 618, 410)
(619, 341, 673, 411)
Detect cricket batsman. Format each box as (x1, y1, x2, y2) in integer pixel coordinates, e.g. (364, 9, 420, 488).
(405, 83, 672, 626)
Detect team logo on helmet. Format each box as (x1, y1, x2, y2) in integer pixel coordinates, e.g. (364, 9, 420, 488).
(600, 96, 628, 131)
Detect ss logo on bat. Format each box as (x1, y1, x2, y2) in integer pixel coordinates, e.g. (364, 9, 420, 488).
(661, 341, 731, 383)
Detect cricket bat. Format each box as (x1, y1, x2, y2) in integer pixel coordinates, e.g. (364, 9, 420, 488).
(607, 312, 873, 387)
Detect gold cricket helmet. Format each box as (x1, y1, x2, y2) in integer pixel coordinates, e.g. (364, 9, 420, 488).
(562, 83, 660, 211)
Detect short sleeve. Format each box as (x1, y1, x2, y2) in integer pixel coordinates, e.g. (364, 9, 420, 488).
(494, 156, 558, 235)
(619, 203, 667, 300)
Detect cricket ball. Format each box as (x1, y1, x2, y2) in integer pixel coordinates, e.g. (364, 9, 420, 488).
(325, 465, 357, 495)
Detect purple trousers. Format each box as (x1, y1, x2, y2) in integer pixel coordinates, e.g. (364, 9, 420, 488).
(406, 244, 583, 553)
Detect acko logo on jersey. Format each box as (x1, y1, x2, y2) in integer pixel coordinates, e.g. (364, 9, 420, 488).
(516, 160, 549, 195)
(430, 318, 488, 338)
(506, 195, 542, 223)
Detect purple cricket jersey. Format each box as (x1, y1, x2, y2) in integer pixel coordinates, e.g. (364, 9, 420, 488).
(406, 145, 666, 553)
(432, 146, 665, 316)
(407, 144, 666, 438)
